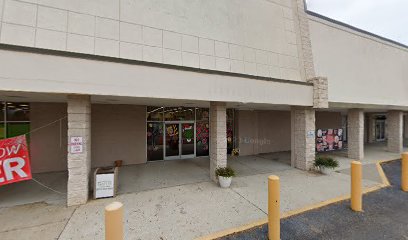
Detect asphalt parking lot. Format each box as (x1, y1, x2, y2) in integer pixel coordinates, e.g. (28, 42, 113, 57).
(219, 160, 408, 240)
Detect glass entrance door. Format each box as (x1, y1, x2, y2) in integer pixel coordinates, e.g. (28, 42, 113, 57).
(375, 120, 385, 141)
(164, 122, 195, 160)
(164, 123, 179, 158)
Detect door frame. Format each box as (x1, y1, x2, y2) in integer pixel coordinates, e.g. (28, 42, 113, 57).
(163, 121, 196, 160)
(375, 119, 386, 142)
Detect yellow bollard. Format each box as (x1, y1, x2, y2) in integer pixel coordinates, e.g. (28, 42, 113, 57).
(402, 153, 408, 192)
(351, 161, 362, 212)
(105, 201, 124, 240)
(268, 175, 280, 240)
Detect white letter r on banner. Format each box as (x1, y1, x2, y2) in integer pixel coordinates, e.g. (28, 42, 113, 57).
(3, 157, 27, 181)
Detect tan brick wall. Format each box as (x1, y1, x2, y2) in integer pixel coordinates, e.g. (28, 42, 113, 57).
(292, 0, 316, 80)
(67, 95, 91, 206)
(209, 102, 227, 182)
(307, 77, 328, 108)
(291, 107, 315, 170)
(347, 109, 364, 160)
(387, 111, 403, 153)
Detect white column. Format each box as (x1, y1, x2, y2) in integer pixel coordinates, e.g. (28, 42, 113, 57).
(67, 95, 91, 206)
(291, 107, 315, 170)
(387, 110, 403, 153)
(348, 109, 364, 160)
(209, 102, 227, 182)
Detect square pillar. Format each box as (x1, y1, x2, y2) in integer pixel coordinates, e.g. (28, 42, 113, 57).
(67, 95, 91, 206)
(291, 107, 315, 170)
(348, 109, 364, 160)
(387, 110, 403, 153)
(210, 102, 227, 182)
(367, 114, 376, 143)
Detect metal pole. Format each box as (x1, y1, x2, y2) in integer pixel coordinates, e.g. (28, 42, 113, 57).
(402, 153, 408, 192)
(105, 201, 124, 240)
(351, 161, 362, 211)
(268, 175, 280, 240)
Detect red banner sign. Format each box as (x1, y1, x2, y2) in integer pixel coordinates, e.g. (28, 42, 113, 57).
(0, 135, 32, 186)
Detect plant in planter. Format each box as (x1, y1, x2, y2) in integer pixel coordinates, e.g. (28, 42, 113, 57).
(314, 156, 339, 175)
(215, 167, 236, 188)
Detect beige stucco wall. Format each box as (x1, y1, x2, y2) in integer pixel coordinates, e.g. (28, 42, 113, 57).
(30, 102, 68, 173)
(91, 104, 146, 168)
(237, 110, 343, 156)
(315, 111, 342, 129)
(237, 110, 291, 156)
(0, 0, 304, 81)
(308, 15, 408, 108)
(0, 49, 314, 107)
(29, 102, 146, 173)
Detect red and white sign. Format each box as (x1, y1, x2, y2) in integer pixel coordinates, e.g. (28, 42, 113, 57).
(70, 136, 83, 154)
(0, 135, 32, 186)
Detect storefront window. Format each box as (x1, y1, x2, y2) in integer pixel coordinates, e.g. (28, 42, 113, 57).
(196, 108, 209, 121)
(7, 122, 30, 137)
(164, 107, 195, 121)
(227, 109, 234, 154)
(196, 121, 209, 156)
(0, 123, 4, 140)
(0, 103, 4, 139)
(147, 122, 164, 161)
(0, 102, 4, 122)
(0, 102, 30, 139)
(147, 106, 164, 121)
(146, 106, 234, 160)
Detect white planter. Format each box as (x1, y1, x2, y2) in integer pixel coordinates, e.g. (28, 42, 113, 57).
(218, 176, 232, 188)
(320, 167, 334, 175)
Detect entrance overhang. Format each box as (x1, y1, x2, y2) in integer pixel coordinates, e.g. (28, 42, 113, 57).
(0, 45, 314, 107)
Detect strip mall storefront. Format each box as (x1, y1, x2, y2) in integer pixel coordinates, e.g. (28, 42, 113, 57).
(147, 107, 235, 161)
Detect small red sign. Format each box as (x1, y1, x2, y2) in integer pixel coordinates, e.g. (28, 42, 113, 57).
(0, 135, 32, 186)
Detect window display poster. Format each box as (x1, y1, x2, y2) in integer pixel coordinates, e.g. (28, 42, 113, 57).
(316, 128, 343, 152)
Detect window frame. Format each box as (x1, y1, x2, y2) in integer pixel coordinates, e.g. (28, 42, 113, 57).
(0, 101, 30, 139)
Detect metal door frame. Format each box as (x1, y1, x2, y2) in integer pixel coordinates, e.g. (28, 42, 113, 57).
(164, 121, 196, 160)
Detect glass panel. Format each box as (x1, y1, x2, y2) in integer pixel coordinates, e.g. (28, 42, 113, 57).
(147, 106, 164, 121)
(0, 102, 4, 122)
(196, 108, 209, 121)
(227, 109, 234, 121)
(165, 123, 179, 157)
(196, 121, 209, 156)
(6, 102, 30, 121)
(147, 122, 164, 161)
(164, 107, 194, 121)
(0, 123, 4, 140)
(227, 120, 234, 154)
(7, 122, 30, 138)
(181, 123, 194, 155)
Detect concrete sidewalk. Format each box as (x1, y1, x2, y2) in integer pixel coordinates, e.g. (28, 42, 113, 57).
(0, 155, 382, 240)
(218, 160, 407, 240)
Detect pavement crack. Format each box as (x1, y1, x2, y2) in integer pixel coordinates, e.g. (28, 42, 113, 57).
(57, 206, 79, 240)
(229, 187, 267, 215)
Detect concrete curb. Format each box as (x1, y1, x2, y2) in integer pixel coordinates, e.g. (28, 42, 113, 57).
(195, 159, 397, 240)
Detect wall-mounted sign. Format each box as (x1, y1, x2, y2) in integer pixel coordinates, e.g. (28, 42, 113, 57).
(0, 135, 32, 186)
(316, 128, 344, 152)
(70, 136, 83, 154)
(307, 130, 315, 138)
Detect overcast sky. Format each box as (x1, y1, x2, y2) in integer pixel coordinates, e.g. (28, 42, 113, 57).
(305, 0, 408, 45)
